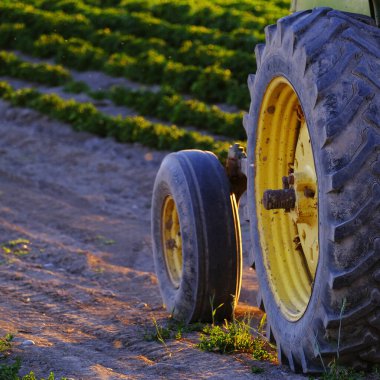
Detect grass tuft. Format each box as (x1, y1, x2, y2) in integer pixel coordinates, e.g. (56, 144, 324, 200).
(1, 239, 31, 256)
(0, 333, 68, 379)
(0, 333, 13, 356)
(144, 317, 204, 343)
(198, 315, 276, 361)
(319, 360, 365, 380)
(251, 365, 264, 374)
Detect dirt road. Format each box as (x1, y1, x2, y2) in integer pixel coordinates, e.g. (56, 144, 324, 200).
(0, 100, 306, 379)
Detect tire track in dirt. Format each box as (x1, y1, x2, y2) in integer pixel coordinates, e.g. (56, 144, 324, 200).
(0, 100, 305, 379)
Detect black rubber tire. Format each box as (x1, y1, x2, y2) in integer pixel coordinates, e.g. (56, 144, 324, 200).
(151, 150, 242, 323)
(245, 8, 380, 372)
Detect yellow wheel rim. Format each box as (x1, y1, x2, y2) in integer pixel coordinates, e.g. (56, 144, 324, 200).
(162, 196, 183, 288)
(255, 77, 319, 321)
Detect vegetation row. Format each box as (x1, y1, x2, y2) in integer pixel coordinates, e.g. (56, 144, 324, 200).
(2, 1, 257, 83)
(0, 51, 71, 86)
(0, 82, 233, 160)
(21, 0, 288, 34)
(0, 19, 249, 108)
(2, 2, 261, 53)
(0, 51, 244, 139)
(78, 0, 288, 12)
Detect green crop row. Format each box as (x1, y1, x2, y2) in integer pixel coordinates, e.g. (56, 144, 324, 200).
(0, 51, 70, 86)
(0, 82, 233, 160)
(93, 29, 254, 84)
(100, 86, 245, 140)
(0, 50, 245, 139)
(0, 22, 249, 107)
(24, 0, 288, 34)
(81, 0, 289, 14)
(118, 0, 287, 33)
(2, 16, 254, 84)
(211, 0, 290, 12)
(1, 1, 257, 82)
(4, 1, 262, 52)
(36, 33, 248, 107)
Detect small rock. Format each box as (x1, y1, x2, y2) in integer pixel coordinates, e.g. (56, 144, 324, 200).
(43, 263, 54, 269)
(136, 302, 148, 309)
(103, 290, 116, 298)
(21, 340, 35, 347)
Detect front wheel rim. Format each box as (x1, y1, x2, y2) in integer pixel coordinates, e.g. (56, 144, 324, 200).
(161, 195, 183, 288)
(254, 76, 319, 321)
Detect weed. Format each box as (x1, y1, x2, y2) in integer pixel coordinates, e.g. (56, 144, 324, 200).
(0, 334, 67, 379)
(0, 364, 68, 380)
(198, 315, 276, 361)
(144, 318, 172, 344)
(20, 370, 68, 380)
(144, 317, 204, 342)
(320, 361, 365, 380)
(313, 299, 368, 379)
(0, 334, 13, 356)
(168, 319, 204, 340)
(209, 295, 225, 325)
(251, 365, 264, 374)
(93, 235, 116, 246)
(336, 298, 347, 360)
(103, 240, 116, 246)
(0, 357, 21, 380)
(1, 239, 31, 256)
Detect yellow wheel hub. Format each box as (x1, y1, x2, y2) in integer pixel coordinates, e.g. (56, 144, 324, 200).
(162, 196, 183, 288)
(255, 77, 319, 321)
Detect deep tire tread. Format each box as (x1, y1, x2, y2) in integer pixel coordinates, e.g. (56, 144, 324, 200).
(329, 239, 380, 289)
(248, 7, 380, 372)
(330, 129, 380, 191)
(254, 44, 265, 69)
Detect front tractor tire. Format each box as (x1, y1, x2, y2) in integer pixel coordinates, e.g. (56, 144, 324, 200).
(246, 8, 380, 372)
(152, 150, 242, 323)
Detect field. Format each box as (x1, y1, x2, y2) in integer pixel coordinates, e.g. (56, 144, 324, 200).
(0, 0, 320, 379)
(0, 0, 291, 157)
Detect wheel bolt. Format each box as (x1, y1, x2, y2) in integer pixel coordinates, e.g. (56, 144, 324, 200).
(263, 188, 296, 210)
(304, 187, 315, 198)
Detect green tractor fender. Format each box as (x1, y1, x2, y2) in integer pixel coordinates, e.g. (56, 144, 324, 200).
(292, 0, 380, 25)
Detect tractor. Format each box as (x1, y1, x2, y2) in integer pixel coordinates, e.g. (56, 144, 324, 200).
(151, 0, 380, 373)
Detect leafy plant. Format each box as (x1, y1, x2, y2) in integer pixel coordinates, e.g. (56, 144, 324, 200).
(144, 318, 172, 344)
(198, 314, 276, 361)
(0, 358, 21, 380)
(1, 239, 31, 256)
(0, 334, 13, 356)
(144, 317, 204, 342)
(251, 365, 264, 374)
(0, 333, 67, 380)
(320, 361, 365, 380)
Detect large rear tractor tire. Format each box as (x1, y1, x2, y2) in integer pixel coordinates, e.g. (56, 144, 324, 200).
(152, 150, 242, 323)
(245, 8, 380, 372)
